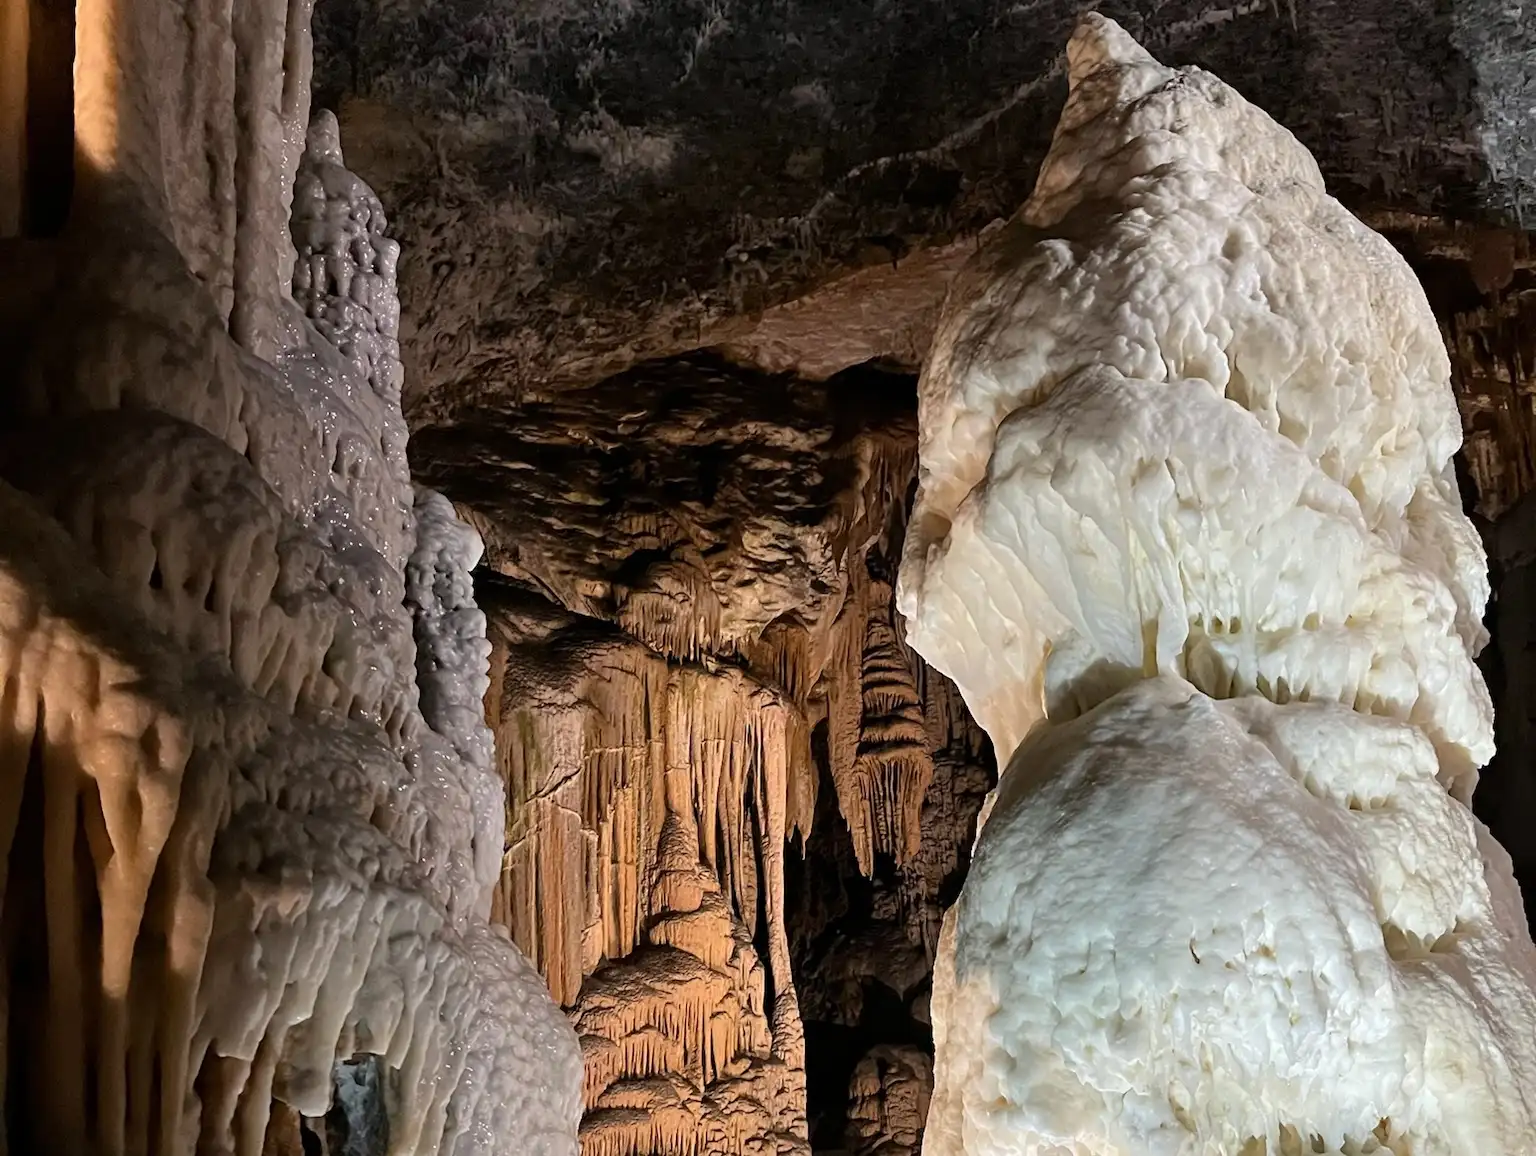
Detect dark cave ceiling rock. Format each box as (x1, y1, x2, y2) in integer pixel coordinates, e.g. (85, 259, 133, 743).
(313, 0, 1536, 420)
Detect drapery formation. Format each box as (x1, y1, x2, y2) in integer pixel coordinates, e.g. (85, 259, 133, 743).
(0, 1, 581, 1152)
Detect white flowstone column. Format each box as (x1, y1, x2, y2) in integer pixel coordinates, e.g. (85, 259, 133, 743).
(898, 17, 1536, 1156)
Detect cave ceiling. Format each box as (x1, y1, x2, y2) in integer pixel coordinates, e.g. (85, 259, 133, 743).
(315, 6, 1526, 371)
(314, 0, 1536, 522)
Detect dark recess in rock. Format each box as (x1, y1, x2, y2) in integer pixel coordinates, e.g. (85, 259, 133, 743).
(786, 689, 993, 1150)
(327, 1057, 390, 1156)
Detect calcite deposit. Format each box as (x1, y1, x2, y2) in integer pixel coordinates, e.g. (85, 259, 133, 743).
(5, 2, 1536, 1155)
(460, 364, 990, 1154)
(0, 0, 581, 1153)
(900, 16, 1536, 1156)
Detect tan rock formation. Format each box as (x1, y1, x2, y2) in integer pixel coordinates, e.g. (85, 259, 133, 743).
(445, 356, 942, 920)
(457, 349, 997, 1153)
(845, 1046, 934, 1156)
(826, 565, 932, 876)
(482, 589, 807, 1155)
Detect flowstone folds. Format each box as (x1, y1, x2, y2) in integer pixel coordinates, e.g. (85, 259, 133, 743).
(934, 680, 1536, 1155)
(899, 16, 1491, 783)
(0, 0, 582, 1148)
(898, 16, 1536, 1156)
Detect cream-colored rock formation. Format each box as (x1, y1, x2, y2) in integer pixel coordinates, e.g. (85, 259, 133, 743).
(0, 1, 580, 1153)
(3, 2, 990, 1151)
(16, 2, 1532, 1155)
(901, 16, 1536, 1156)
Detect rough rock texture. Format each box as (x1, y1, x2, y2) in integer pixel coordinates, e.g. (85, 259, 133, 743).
(308, 0, 1536, 423)
(900, 16, 1536, 1156)
(463, 355, 995, 1154)
(844, 1046, 933, 1156)
(5, 2, 1536, 1154)
(421, 356, 947, 901)
(0, 0, 582, 1152)
(414, 358, 914, 670)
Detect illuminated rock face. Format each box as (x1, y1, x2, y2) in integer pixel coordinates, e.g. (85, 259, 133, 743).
(465, 372, 957, 1156)
(0, 1, 581, 1153)
(898, 16, 1536, 1156)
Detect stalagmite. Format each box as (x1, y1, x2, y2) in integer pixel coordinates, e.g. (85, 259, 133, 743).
(898, 15, 1536, 1156)
(0, 0, 582, 1151)
(481, 586, 808, 1155)
(846, 1046, 934, 1156)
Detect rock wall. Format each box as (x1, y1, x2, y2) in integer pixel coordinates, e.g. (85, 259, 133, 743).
(444, 358, 993, 1155)
(307, 0, 1536, 422)
(0, 0, 581, 1152)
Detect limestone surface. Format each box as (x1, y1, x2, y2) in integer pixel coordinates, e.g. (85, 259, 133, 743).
(899, 17, 1536, 1156)
(0, 1, 584, 1153)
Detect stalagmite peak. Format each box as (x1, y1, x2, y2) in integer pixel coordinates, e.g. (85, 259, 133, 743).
(1, 1, 1536, 1155)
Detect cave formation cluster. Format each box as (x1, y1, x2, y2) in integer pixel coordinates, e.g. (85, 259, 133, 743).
(2, 2, 1536, 1156)
(0, 1, 987, 1154)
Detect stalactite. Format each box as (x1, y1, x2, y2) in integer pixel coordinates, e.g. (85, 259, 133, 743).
(824, 560, 935, 876)
(850, 582, 931, 867)
(483, 576, 828, 1154)
(467, 358, 941, 1155)
(1441, 283, 1536, 519)
(487, 591, 812, 1011)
